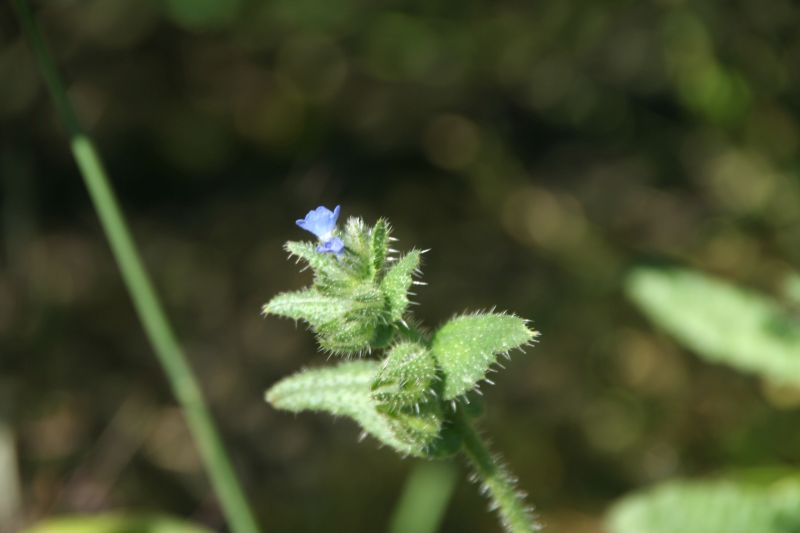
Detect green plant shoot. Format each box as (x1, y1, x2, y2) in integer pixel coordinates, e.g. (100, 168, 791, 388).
(264, 206, 540, 533)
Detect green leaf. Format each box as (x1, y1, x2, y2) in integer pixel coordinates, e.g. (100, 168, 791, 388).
(381, 250, 421, 323)
(370, 342, 444, 452)
(262, 288, 352, 327)
(315, 316, 380, 354)
(285, 240, 349, 288)
(782, 272, 800, 307)
(425, 419, 463, 458)
(285, 239, 373, 293)
(23, 513, 212, 533)
(265, 361, 428, 457)
(432, 313, 537, 400)
(383, 401, 444, 451)
(369, 323, 396, 349)
(285, 240, 336, 274)
(263, 285, 386, 354)
(372, 342, 438, 412)
(607, 479, 800, 533)
(370, 218, 390, 278)
(626, 267, 800, 386)
(341, 217, 372, 276)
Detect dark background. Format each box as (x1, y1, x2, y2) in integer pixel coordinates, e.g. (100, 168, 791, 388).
(3, 0, 800, 531)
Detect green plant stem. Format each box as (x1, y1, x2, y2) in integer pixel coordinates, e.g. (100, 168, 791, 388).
(14, 2, 259, 532)
(456, 411, 539, 533)
(388, 462, 458, 533)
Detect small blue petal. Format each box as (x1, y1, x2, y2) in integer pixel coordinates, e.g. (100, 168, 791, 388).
(317, 237, 345, 255)
(296, 205, 341, 240)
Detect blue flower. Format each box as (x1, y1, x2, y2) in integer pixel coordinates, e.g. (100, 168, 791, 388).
(296, 205, 344, 254)
(316, 236, 345, 255)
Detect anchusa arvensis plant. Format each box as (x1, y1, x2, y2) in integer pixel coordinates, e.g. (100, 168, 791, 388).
(264, 206, 540, 532)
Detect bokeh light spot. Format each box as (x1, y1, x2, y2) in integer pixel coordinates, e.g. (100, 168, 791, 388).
(422, 114, 481, 171)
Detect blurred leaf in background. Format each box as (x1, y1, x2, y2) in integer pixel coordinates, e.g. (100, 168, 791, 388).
(626, 267, 800, 386)
(607, 479, 800, 533)
(23, 514, 212, 533)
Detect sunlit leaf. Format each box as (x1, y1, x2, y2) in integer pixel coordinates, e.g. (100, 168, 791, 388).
(432, 313, 537, 400)
(381, 251, 421, 323)
(371, 341, 437, 412)
(383, 401, 443, 451)
(265, 361, 428, 456)
(284, 240, 348, 287)
(263, 286, 385, 354)
(370, 218, 390, 278)
(263, 288, 354, 326)
(607, 479, 800, 533)
(627, 267, 800, 385)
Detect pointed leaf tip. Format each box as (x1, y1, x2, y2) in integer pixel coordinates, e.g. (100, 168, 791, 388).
(381, 250, 422, 323)
(432, 313, 537, 400)
(370, 218, 390, 278)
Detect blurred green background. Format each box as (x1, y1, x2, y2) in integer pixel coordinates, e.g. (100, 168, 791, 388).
(3, 0, 800, 531)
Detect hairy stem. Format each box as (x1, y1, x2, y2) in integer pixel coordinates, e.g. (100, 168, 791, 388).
(456, 411, 540, 533)
(14, 2, 259, 532)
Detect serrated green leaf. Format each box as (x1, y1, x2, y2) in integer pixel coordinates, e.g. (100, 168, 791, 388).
(432, 313, 537, 400)
(265, 361, 428, 456)
(607, 479, 800, 533)
(381, 250, 421, 323)
(627, 267, 800, 386)
(23, 514, 213, 533)
(372, 342, 437, 412)
(370, 218, 390, 278)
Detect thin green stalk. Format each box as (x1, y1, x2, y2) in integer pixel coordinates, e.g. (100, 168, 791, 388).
(14, 2, 259, 532)
(456, 411, 539, 533)
(388, 462, 458, 533)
